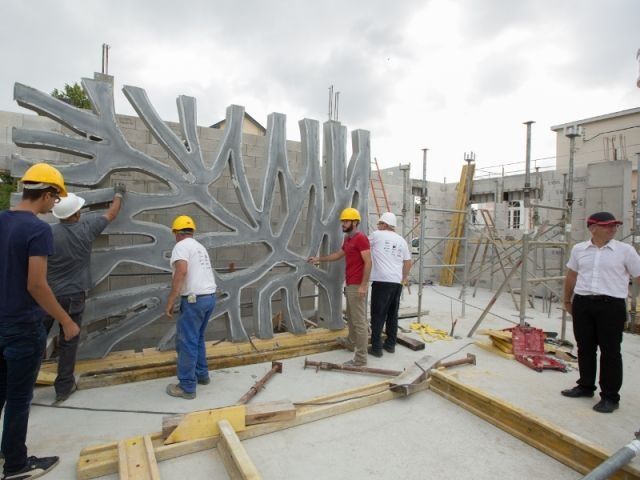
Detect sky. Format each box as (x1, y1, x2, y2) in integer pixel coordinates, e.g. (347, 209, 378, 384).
(1, 0, 639, 182)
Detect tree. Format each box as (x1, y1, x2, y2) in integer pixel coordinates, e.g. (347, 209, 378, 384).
(51, 82, 91, 109)
(0, 171, 17, 211)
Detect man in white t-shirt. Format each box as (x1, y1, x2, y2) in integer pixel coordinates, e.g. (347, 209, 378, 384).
(165, 215, 217, 399)
(562, 211, 640, 413)
(368, 212, 411, 357)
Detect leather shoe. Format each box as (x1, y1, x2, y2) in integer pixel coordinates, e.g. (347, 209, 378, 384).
(367, 347, 383, 358)
(561, 386, 594, 398)
(383, 344, 395, 354)
(593, 399, 619, 413)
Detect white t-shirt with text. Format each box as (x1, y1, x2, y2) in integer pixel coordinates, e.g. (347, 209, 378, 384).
(369, 230, 411, 284)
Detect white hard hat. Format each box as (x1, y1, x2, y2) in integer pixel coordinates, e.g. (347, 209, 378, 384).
(52, 192, 86, 219)
(379, 212, 397, 228)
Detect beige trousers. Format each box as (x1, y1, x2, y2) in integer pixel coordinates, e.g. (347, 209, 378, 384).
(344, 284, 368, 364)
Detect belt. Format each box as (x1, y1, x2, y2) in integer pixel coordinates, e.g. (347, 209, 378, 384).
(181, 293, 215, 298)
(574, 293, 622, 302)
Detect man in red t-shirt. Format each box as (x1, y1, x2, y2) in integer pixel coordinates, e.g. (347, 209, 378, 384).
(308, 208, 371, 365)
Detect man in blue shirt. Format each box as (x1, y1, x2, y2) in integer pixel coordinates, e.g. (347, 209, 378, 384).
(0, 163, 80, 480)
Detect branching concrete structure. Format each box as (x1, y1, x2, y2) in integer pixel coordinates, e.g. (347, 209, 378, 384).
(10, 78, 370, 358)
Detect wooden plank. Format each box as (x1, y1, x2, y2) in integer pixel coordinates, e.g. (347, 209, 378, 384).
(428, 370, 640, 480)
(77, 380, 412, 479)
(474, 340, 515, 360)
(389, 355, 439, 394)
(117, 435, 160, 480)
(245, 400, 296, 425)
(164, 405, 246, 445)
(217, 420, 262, 480)
(36, 370, 56, 386)
(396, 334, 425, 351)
(162, 400, 296, 438)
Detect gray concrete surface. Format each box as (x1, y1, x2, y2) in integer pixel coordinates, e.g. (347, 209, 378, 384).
(26, 284, 640, 479)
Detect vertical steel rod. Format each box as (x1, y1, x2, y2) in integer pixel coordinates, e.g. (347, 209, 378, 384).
(417, 148, 428, 324)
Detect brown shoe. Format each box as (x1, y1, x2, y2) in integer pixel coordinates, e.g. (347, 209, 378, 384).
(343, 359, 367, 367)
(166, 384, 196, 399)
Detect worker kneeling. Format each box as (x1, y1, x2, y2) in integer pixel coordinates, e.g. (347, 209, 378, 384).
(165, 216, 217, 399)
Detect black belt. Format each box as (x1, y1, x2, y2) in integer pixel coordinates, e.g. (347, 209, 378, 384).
(181, 293, 215, 298)
(574, 293, 622, 302)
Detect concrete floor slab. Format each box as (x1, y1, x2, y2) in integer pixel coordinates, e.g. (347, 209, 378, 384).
(23, 284, 640, 479)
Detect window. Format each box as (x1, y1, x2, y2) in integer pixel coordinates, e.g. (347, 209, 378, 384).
(508, 201, 522, 229)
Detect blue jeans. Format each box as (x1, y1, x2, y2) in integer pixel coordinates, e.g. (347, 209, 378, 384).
(0, 321, 46, 474)
(176, 295, 215, 393)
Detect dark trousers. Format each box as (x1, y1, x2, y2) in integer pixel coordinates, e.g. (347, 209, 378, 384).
(370, 282, 403, 352)
(572, 294, 626, 402)
(0, 321, 46, 474)
(42, 292, 85, 396)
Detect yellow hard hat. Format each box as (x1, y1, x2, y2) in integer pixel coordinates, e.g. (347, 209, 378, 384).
(172, 215, 196, 232)
(20, 163, 68, 197)
(340, 207, 361, 221)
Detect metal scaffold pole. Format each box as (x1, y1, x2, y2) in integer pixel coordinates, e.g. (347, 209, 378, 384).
(519, 121, 534, 326)
(630, 152, 640, 332)
(417, 148, 428, 324)
(561, 125, 580, 340)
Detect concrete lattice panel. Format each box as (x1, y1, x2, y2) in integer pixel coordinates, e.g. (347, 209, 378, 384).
(10, 78, 370, 359)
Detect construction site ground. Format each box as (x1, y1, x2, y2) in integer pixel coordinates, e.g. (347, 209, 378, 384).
(28, 284, 640, 479)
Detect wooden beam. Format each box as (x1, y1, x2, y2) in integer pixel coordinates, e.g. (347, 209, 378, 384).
(396, 334, 425, 351)
(389, 355, 438, 395)
(117, 435, 160, 480)
(245, 400, 296, 425)
(428, 370, 640, 480)
(217, 420, 262, 480)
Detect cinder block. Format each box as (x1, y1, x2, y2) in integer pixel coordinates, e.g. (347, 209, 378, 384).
(122, 128, 149, 145)
(117, 116, 136, 129)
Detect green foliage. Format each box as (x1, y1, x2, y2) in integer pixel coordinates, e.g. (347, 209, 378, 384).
(51, 82, 91, 109)
(0, 172, 17, 211)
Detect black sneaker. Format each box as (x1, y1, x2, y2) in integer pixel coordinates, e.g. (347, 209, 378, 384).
(560, 386, 594, 398)
(383, 344, 395, 354)
(3, 455, 59, 480)
(367, 347, 383, 358)
(593, 399, 619, 413)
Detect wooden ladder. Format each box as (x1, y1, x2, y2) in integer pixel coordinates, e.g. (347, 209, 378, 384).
(439, 163, 475, 286)
(370, 157, 390, 215)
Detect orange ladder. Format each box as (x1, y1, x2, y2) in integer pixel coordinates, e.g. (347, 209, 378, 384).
(370, 157, 390, 215)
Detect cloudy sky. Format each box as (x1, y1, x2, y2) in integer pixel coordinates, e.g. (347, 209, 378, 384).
(1, 0, 639, 182)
